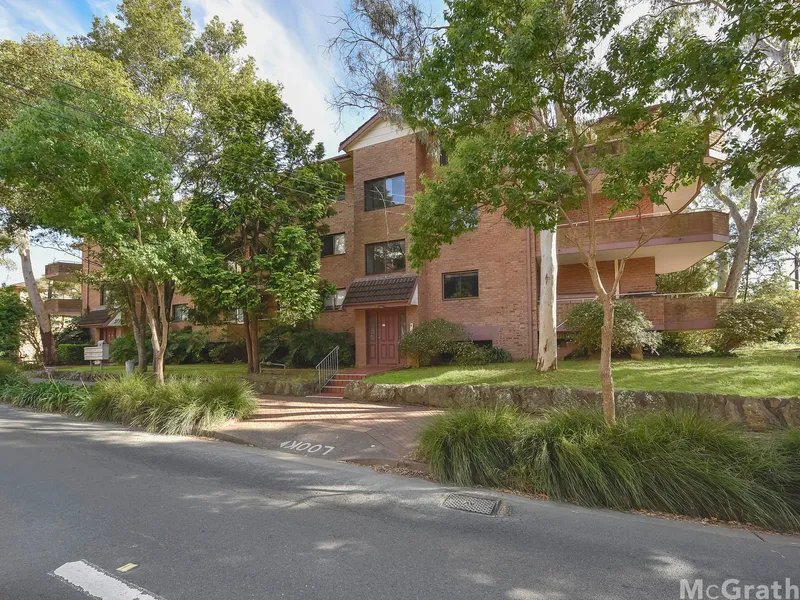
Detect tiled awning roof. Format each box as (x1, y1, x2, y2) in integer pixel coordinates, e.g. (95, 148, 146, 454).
(343, 274, 417, 307)
(76, 309, 113, 327)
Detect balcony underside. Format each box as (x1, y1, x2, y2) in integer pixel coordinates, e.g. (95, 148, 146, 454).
(44, 261, 82, 282)
(552, 210, 729, 274)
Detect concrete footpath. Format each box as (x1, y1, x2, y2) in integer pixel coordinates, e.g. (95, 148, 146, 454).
(212, 395, 440, 467)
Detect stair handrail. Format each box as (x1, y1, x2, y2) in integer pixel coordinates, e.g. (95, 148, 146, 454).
(316, 346, 339, 392)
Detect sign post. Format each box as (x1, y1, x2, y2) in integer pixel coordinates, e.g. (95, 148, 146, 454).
(84, 341, 110, 373)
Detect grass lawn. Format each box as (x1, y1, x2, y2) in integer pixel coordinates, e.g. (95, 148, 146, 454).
(366, 345, 800, 397)
(53, 364, 317, 382)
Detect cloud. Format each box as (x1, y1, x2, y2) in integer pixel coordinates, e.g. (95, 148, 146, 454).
(187, 0, 348, 157)
(0, 0, 86, 42)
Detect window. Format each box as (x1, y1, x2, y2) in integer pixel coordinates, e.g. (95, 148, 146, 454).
(99, 285, 106, 307)
(365, 174, 405, 211)
(321, 233, 346, 257)
(172, 304, 189, 322)
(324, 289, 347, 311)
(439, 150, 449, 166)
(230, 308, 244, 324)
(365, 240, 406, 275)
(443, 271, 479, 299)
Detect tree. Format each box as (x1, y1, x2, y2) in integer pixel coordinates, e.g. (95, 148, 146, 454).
(394, 0, 715, 423)
(0, 285, 27, 359)
(0, 36, 69, 366)
(656, 258, 716, 294)
(650, 0, 800, 298)
(0, 73, 202, 383)
(185, 79, 343, 374)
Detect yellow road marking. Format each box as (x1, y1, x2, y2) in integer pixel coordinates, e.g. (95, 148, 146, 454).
(116, 563, 137, 573)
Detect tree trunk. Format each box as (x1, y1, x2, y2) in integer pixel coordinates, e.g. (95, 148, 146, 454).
(126, 287, 147, 373)
(717, 179, 763, 298)
(794, 255, 799, 291)
(143, 286, 167, 384)
(536, 228, 558, 371)
(599, 297, 616, 424)
(243, 309, 260, 374)
(716, 251, 729, 293)
(17, 233, 56, 366)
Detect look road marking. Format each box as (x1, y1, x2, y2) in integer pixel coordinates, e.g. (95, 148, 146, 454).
(52, 560, 164, 600)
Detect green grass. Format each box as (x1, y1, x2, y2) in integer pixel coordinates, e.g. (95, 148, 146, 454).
(419, 407, 800, 531)
(368, 345, 800, 397)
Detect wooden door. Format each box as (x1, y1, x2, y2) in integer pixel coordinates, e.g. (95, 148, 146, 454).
(366, 310, 401, 366)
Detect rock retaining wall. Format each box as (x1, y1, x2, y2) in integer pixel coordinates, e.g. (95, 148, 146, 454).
(344, 381, 800, 431)
(244, 377, 317, 397)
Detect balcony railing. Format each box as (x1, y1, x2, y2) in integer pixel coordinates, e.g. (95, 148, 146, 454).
(556, 210, 730, 255)
(44, 261, 82, 281)
(43, 298, 82, 316)
(557, 293, 733, 331)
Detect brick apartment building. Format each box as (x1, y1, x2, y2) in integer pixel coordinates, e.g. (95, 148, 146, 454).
(60, 114, 731, 367)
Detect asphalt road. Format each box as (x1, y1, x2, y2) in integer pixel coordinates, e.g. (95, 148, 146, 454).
(1, 404, 798, 600)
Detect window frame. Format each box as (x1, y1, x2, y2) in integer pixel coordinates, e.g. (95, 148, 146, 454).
(324, 288, 347, 311)
(442, 270, 479, 300)
(364, 173, 406, 212)
(172, 303, 190, 322)
(321, 232, 346, 257)
(365, 239, 406, 275)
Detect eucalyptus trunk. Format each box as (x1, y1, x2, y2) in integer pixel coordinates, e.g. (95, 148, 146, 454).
(536, 228, 558, 371)
(17, 233, 56, 366)
(599, 297, 616, 424)
(242, 309, 260, 375)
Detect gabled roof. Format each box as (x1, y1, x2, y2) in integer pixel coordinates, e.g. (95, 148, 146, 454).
(338, 113, 383, 152)
(343, 274, 417, 307)
(76, 309, 113, 328)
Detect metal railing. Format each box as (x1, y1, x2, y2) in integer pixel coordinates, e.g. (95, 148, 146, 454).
(316, 346, 339, 392)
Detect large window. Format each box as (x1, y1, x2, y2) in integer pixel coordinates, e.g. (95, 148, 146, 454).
(443, 271, 479, 299)
(365, 174, 405, 211)
(365, 240, 406, 274)
(321, 233, 346, 257)
(324, 289, 347, 311)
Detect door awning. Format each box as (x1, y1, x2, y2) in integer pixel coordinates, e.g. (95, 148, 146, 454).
(342, 274, 417, 308)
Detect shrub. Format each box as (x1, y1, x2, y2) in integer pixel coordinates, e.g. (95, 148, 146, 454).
(55, 324, 91, 345)
(712, 301, 785, 354)
(285, 329, 355, 367)
(0, 359, 20, 383)
(657, 331, 710, 356)
(83, 375, 258, 435)
(399, 319, 466, 366)
(565, 300, 661, 355)
(0, 286, 28, 359)
(449, 341, 490, 365)
(110, 334, 151, 364)
(164, 329, 210, 364)
(752, 282, 800, 342)
(57, 343, 93, 365)
(419, 407, 800, 531)
(486, 346, 513, 363)
(209, 340, 248, 364)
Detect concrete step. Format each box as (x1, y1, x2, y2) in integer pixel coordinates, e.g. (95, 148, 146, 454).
(306, 393, 345, 399)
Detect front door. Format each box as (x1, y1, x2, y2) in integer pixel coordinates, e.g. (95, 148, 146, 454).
(367, 309, 404, 366)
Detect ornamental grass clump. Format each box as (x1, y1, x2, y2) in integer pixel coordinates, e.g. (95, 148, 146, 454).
(418, 407, 800, 531)
(0, 376, 88, 413)
(85, 375, 258, 435)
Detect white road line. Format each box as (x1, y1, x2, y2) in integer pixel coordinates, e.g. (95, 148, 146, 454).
(52, 560, 164, 600)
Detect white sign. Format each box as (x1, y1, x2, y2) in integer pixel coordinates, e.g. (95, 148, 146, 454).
(280, 441, 335, 455)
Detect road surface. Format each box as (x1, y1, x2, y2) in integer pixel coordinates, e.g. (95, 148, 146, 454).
(1, 404, 797, 600)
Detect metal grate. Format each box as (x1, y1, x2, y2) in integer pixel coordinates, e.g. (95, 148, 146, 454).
(443, 494, 500, 516)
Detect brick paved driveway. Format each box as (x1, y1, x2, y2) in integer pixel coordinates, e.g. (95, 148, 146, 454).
(215, 396, 441, 464)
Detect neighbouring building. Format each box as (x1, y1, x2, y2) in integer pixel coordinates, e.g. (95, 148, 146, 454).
(54, 114, 731, 367)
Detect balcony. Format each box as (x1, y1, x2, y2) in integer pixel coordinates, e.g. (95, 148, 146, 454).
(43, 298, 82, 316)
(554, 210, 730, 274)
(557, 294, 733, 332)
(44, 261, 82, 282)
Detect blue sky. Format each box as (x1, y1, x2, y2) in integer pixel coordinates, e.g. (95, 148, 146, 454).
(0, 0, 445, 283)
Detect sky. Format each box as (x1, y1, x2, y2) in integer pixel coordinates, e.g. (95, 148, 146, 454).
(0, 0, 445, 284)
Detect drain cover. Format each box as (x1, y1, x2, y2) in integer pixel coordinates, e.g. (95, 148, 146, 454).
(443, 494, 500, 516)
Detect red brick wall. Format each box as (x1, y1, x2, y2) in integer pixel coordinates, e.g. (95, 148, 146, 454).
(558, 257, 656, 297)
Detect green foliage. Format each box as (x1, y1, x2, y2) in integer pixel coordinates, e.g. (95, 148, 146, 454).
(565, 300, 661, 355)
(284, 329, 355, 368)
(447, 342, 512, 366)
(712, 301, 785, 354)
(656, 259, 716, 294)
(81, 375, 258, 435)
(56, 344, 93, 365)
(657, 331, 711, 357)
(164, 330, 209, 365)
(0, 359, 21, 383)
(110, 334, 147, 364)
(486, 346, 513, 364)
(398, 319, 466, 366)
(0, 286, 28, 358)
(419, 407, 800, 531)
(0, 378, 88, 413)
(751, 281, 800, 342)
(55, 324, 92, 345)
(208, 340, 248, 364)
